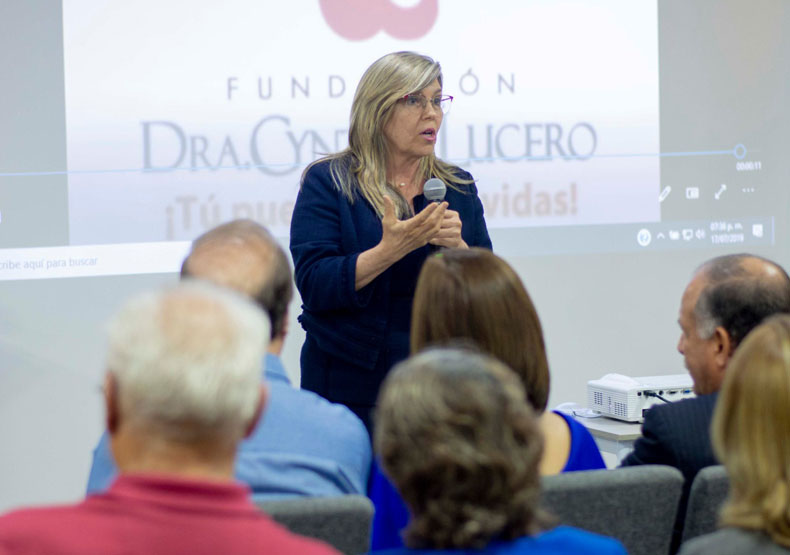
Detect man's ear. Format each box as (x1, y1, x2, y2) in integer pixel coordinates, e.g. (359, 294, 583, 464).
(104, 372, 120, 435)
(712, 326, 733, 379)
(244, 384, 268, 439)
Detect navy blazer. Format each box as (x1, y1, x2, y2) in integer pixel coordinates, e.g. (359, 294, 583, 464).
(290, 160, 492, 373)
(620, 392, 719, 481)
(620, 392, 719, 552)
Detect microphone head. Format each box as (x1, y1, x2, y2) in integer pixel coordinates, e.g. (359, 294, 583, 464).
(423, 178, 446, 202)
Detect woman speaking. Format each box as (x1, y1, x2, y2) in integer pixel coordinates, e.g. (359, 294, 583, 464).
(290, 51, 491, 429)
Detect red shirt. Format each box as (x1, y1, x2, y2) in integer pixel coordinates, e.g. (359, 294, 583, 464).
(0, 474, 339, 555)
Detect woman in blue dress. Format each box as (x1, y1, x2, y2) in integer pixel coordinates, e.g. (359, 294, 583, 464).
(372, 348, 624, 555)
(369, 248, 606, 548)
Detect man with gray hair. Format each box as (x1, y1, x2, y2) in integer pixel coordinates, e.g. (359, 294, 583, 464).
(0, 283, 337, 554)
(621, 253, 790, 549)
(87, 220, 371, 498)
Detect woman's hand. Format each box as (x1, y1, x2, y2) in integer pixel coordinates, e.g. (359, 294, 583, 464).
(429, 209, 468, 249)
(355, 196, 447, 290)
(380, 196, 447, 259)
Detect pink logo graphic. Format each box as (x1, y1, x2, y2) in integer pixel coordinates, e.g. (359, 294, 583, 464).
(319, 0, 438, 41)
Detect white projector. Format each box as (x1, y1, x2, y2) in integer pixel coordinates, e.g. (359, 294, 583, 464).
(587, 373, 695, 422)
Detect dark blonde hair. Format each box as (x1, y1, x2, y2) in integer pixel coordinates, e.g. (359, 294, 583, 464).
(302, 51, 469, 219)
(713, 314, 790, 547)
(411, 248, 550, 411)
(374, 348, 546, 549)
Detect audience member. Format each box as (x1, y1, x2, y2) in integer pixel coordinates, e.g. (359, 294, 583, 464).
(621, 253, 790, 550)
(679, 314, 790, 555)
(621, 253, 790, 474)
(87, 220, 371, 498)
(369, 247, 604, 549)
(0, 283, 337, 554)
(372, 348, 626, 554)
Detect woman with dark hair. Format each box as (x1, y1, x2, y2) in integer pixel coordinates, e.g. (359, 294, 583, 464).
(290, 52, 491, 430)
(370, 248, 604, 549)
(679, 314, 790, 555)
(373, 348, 624, 554)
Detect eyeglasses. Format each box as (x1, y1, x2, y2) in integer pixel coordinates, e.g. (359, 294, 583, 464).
(399, 93, 454, 114)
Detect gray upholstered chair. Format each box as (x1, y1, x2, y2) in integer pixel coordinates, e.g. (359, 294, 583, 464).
(541, 465, 684, 555)
(256, 495, 373, 555)
(680, 465, 729, 544)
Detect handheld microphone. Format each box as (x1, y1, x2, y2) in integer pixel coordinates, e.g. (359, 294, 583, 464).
(423, 178, 446, 203)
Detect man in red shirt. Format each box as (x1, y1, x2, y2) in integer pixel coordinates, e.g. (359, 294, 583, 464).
(0, 282, 338, 555)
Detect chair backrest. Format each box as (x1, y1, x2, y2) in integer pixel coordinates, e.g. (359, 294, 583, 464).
(680, 465, 729, 543)
(541, 465, 684, 555)
(256, 495, 374, 555)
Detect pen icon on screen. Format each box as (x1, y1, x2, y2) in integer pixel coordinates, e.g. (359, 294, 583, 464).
(658, 186, 671, 203)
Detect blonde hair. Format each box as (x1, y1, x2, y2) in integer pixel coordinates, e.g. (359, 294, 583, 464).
(302, 51, 470, 219)
(713, 314, 790, 546)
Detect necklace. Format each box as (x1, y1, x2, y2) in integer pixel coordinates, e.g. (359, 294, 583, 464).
(398, 182, 407, 188)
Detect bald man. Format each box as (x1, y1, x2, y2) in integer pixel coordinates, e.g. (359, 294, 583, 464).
(87, 220, 371, 499)
(621, 253, 790, 549)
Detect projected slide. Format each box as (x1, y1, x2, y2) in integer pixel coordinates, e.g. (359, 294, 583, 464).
(9, 0, 779, 282)
(62, 0, 660, 244)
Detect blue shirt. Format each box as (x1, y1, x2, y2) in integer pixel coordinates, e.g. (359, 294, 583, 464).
(369, 411, 606, 549)
(372, 526, 626, 555)
(86, 354, 372, 498)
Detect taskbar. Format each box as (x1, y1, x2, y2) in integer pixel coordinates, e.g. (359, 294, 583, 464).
(490, 216, 774, 256)
(0, 216, 776, 280)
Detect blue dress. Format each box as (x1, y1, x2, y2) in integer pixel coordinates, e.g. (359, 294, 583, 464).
(369, 411, 606, 549)
(290, 161, 492, 428)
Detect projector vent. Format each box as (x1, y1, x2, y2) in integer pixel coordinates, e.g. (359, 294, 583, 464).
(594, 391, 603, 405)
(614, 401, 628, 418)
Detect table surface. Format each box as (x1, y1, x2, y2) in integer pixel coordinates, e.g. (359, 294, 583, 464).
(573, 414, 643, 441)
